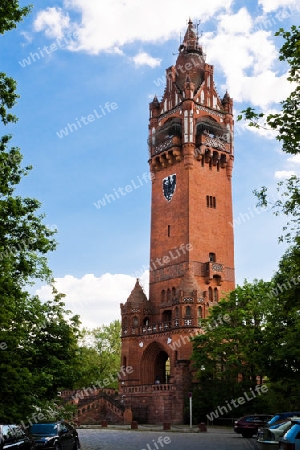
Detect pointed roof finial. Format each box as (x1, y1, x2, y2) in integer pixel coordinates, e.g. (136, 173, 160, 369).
(223, 90, 231, 102)
(178, 18, 200, 53)
(126, 278, 148, 304)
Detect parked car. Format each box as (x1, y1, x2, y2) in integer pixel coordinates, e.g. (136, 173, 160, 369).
(257, 418, 296, 449)
(234, 414, 273, 438)
(29, 422, 80, 450)
(267, 413, 300, 428)
(279, 418, 300, 450)
(0, 424, 35, 450)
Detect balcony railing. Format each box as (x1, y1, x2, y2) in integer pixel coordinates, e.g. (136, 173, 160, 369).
(123, 384, 176, 394)
(122, 318, 199, 336)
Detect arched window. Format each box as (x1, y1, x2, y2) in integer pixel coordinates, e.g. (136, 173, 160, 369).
(175, 306, 179, 317)
(197, 306, 202, 318)
(123, 356, 127, 368)
(209, 252, 216, 262)
(167, 288, 171, 301)
(162, 310, 172, 322)
(143, 317, 149, 326)
(172, 287, 176, 297)
(185, 306, 191, 317)
(133, 316, 139, 327)
(214, 288, 218, 302)
(208, 287, 213, 302)
(161, 290, 166, 302)
(165, 357, 171, 383)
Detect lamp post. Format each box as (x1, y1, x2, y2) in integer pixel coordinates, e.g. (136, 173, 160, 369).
(188, 392, 192, 429)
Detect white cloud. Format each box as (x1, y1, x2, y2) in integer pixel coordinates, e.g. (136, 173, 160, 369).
(274, 154, 300, 180)
(203, 18, 292, 108)
(33, 0, 234, 54)
(32, 2, 295, 108)
(274, 170, 296, 179)
(287, 154, 300, 165)
(132, 52, 161, 68)
(36, 271, 149, 329)
(234, 112, 277, 140)
(258, 0, 300, 13)
(34, 7, 71, 39)
(217, 7, 253, 34)
(237, 71, 292, 107)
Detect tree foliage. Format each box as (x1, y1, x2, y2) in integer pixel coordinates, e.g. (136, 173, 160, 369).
(193, 25, 300, 420)
(238, 25, 300, 243)
(76, 321, 122, 389)
(238, 26, 300, 155)
(0, 1, 82, 423)
(192, 243, 300, 419)
(261, 244, 300, 409)
(192, 280, 273, 420)
(0, 1, 32, 35)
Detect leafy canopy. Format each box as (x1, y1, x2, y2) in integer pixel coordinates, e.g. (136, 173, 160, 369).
(0, 0, 83, 423)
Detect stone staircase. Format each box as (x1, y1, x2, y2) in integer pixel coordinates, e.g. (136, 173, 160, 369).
(61, 389, 127, 425)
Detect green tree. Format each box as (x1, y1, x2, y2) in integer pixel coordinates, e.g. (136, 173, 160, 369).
(192, 280, 273, 420)
(0, 1, 82, 422)
(261, 244, 300, 410)
(0, 1, 31, 35)
(236, 26, 300, 410)
(238, 25, 300, 243)
(76, 321, 121, 389)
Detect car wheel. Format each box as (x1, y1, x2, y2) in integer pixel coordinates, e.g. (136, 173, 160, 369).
(73, 440, 80, 450)
(242, 432, 253, 438)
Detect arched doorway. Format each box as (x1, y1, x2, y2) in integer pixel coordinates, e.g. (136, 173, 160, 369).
(140, 342, 170, 385)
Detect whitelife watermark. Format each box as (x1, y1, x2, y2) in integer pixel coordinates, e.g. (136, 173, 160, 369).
(253, 4, 300, 33)
(18, 405, 62, 432)
(131, 243, 193, 279)
(93, 171, 154, 209)
(229, 192, 281, 229)
(18, 31, 79, 68)
(153, 54, 204, 88)
(267, 276, 300, 299)
(140, 436, 171, 450)
(206, 385, 269, 421)
(168, 314, 231, 351)
(0, 237, 35, 261)
(0, 151, 22, 173)
(71, 366, 133, 402)
(56, 101, 118, 139)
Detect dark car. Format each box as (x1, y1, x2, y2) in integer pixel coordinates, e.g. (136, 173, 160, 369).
(29, 422, 80, 450)
(0, 424, 35, 450)
(234, 414, 273, 438)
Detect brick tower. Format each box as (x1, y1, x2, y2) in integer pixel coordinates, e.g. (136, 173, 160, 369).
(120, 19, 235, 424)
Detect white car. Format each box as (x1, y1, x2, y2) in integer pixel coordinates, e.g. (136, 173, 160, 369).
(257, 418, 295, 449)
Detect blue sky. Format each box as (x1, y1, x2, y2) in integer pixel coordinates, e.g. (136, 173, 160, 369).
(1, 0, 299, 328)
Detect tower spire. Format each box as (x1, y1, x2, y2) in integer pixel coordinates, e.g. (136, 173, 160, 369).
(179, 18, 202, 53)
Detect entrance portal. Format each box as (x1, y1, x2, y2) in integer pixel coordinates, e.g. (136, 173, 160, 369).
(140, 342, 170, 385)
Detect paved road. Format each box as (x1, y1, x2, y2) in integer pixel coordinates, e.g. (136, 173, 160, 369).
(78, 428, 260, 450)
